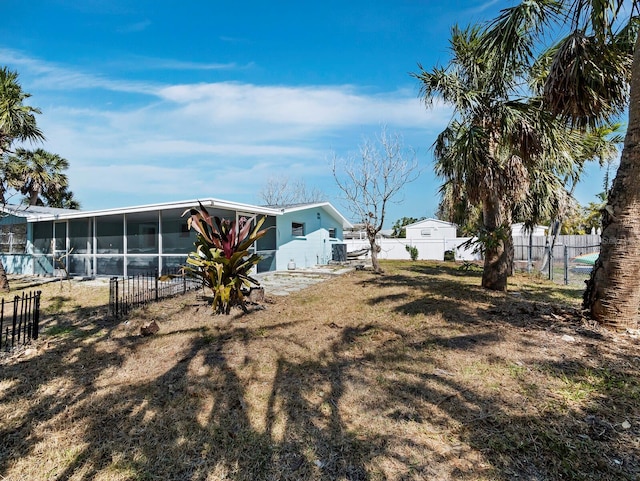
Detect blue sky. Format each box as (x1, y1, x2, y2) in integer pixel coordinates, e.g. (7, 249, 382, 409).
(0, 0, 615, 226)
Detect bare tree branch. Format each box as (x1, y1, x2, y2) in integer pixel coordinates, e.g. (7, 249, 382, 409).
(258, 177, 326, 206)
(332, 129, 421, 272)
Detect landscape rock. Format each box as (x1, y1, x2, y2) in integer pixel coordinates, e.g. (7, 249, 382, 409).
(140, 320, 159, 336)
(248, 287, 265, 303)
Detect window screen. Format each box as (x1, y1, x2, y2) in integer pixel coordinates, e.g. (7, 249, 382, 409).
(292, 222, 305, 236)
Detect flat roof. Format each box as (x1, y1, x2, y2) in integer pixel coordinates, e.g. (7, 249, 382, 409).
(1, 198, 283, 222)
(0, 198, 353, 228)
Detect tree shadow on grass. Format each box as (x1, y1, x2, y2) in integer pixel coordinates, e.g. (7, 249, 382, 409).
(361, 262, 588, 334)
(1, 268, 638, 480)
(339, 323, 639, 479)
(0, 305, 384, 480)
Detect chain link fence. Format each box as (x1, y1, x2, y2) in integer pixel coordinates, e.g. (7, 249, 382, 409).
(514, 242, 599, 286)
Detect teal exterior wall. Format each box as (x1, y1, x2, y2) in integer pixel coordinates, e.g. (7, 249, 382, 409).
(275, 206, 344, 270)
(0, 213, 27, 226)
(0, 254, 33, 274)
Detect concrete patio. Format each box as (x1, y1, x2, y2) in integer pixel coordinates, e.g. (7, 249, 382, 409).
(255, 265, 356, 296)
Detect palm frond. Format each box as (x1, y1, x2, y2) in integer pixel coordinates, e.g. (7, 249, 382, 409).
(0, 67, 45, 152)
(543, 30, 632, 127)
(481, 0, 564, 93)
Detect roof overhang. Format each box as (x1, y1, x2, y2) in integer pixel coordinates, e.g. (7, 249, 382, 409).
(3, 198, 282, 223)
(280, 202, 353, 229)
(405, 218, 458, 229)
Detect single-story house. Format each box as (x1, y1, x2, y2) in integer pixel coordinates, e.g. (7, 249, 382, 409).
(0, 199, 352, 277)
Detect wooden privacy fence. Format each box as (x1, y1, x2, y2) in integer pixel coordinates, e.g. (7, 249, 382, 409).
(0, 291, 42, 351)
(109, 270, 201, 319)
(513, 234, 601, 261)
(513, 234, 602, 286)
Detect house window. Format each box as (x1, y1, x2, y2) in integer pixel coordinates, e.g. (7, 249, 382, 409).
(292, 222, 305, 236)
(328, 228, 336, 238)
(421, 228, 433, 236)
(0, 224, 26, 253)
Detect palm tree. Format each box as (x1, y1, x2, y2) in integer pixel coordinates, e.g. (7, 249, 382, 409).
(414, 25, 575, 290)
(0, 67, 44, 155)
(42, 185, 81, 209)
(9, 148, 70, 206)
(483, 1, 638, 328)
(0, 67, 44, 292)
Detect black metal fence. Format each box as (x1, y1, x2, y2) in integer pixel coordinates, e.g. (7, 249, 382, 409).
(109, 270, 201, 318)
(0, 291, 42, 351)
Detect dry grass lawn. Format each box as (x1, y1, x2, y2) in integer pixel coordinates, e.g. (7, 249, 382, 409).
(1, 261, 639, 480)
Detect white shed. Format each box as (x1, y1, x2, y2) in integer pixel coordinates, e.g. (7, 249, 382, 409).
(344, 217, 478, 261)
(511, 223, 547, 237)
(405, 218, 457, 240)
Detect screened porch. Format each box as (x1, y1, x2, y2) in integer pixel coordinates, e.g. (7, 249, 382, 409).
(30, 207, 277, 277)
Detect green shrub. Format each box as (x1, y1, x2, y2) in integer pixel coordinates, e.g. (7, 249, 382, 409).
(182, 203, 270, 314)
(444, 250, 455, 261)
(405, 244, 419, 261)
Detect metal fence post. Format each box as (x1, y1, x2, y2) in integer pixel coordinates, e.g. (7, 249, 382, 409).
(0, 298, 3, 350)
(564, 245, 569, 285)
(32, 291, 41, 340)
(527, 232, 533, 273)
(11, 296, 18, 348)
(114, 278, 119, 318)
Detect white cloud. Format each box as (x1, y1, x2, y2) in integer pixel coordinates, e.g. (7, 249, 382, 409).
(0, 48, 160, 95)
(156, 82, 444, 134)
(147, 59, 249, 71)
(465, 0, 500, 15)
(2, 49, 451, 209)
(111, 55, 253, 72)
(117, 19, 152, 33)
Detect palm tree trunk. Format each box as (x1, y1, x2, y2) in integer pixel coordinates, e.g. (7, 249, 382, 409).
(583, 38, 640, 330)
(0, 259, 10, 292)
(481, 196, 509, 291)
(29, 188, 39, 206)
(505, 233, 515, 276)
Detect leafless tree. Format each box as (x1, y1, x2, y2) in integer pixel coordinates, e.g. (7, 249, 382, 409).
(332, 129, 420, 273)
(258, 177, 326, 206)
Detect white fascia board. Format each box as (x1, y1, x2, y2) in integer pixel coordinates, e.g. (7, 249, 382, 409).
(281, 202, 353, 229)
(208, 199, 281, 216)
(405, 218, 457, 229)
(23, 198, 282, 222)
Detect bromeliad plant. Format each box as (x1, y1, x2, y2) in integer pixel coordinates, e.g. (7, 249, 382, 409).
(183, 202, 269, 314)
